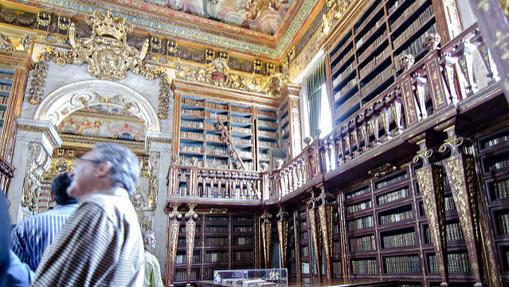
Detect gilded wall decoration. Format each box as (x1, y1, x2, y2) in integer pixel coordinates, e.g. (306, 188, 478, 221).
(166, 205, 182, 286)
(260, 210, 273, 268)
(21, 142, 51, 212)
(184, 205, 198, 282)
(276, 208, 289, 268)
(27, 11, 171, 120)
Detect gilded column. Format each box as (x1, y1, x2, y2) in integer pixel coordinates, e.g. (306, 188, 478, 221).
(413, 138, 448, 286)
(317, 188, 334, 280)
(166, 205, 182, 287)
(185, 205, 198, 286)
(337, 192, 349, 281)
(307, 194, 321, 280)
(439, 126, 482, 287)
(276, 207, 289, 269)
(261, 210, 273, 269)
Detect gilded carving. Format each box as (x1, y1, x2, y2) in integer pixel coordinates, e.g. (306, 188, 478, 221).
(261, 210, 272, 268)
(307, 196, 321, 279)
(276, 208, 289, 268)
(21, 142, 51, 212)
(317, 191, 334, 279)
(166, 205, 182, 286)
(185, 205, 198, 283)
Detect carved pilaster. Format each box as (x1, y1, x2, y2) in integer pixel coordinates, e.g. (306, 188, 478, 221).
(439, 126, 482, 287)
(413, 139, 448, 286)
(261, 210, 273, 269)
(185, 205, 198, 285)
(21, 142, 51, 212)
(276, 207, 289, 269)
(317, 189, 334, 280)
(166, 205, 182, 287)
(307, 195, 321, 280)
(337, 192, 349, 281)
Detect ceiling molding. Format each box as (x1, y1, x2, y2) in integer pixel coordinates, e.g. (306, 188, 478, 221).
(17, 0, 320, 59)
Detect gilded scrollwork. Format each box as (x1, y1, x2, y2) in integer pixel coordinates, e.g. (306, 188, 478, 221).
(21, 142, 51, 212)
(167, 205, 182, 286)
(317, 191, 334, 279)
(307, 196, 321, 278)
(261, 210, 272, 268)
(276, 208, 289, 268)
(185, 205, 198, 282)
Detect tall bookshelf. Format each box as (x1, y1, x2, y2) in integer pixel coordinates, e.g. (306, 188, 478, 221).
(0, 68, 14, 142)
(476, 123, 509, 285)
(177, 94, 283, 171)
(338, 167, 477, 286)
(172, 213, 257, 286)
(326, 0, 439, 128)
(296, 206, 312, 283)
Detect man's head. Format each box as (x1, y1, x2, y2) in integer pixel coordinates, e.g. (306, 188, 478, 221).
(144, 231, 156, 250)
(68, 143, 140, 199)
(51, 173, 78, 205)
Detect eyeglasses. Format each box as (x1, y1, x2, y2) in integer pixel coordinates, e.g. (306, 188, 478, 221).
(75, 157, 103, 165)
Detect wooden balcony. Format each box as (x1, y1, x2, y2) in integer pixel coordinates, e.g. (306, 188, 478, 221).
(166, 23, 507, 209)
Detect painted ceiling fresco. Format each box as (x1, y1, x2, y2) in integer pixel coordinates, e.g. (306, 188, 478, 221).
(120, 0, 293, 35)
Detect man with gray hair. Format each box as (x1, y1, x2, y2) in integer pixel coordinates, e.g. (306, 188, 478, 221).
(143, 231, 164, 287)
(33, 143, 145, 286)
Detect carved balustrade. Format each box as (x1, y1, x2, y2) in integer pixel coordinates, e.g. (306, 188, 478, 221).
(168, 165, 262, 200)
(167, 24, 502, 203)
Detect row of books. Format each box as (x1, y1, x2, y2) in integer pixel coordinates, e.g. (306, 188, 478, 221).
(376, 173, 408, 189)
(0, 85, 11, 92)
(380, 209, 413, 225)
(206, 159, 228, 169)
(205, 251, 228, 263)
(233, 138, 252, 146)
(425, 222, 464, 243)
(388, 0, 408, 15)
(360, 45, 391, 80)
(231, 126, 252, 134)
(357, 15, 385, 53)
(490, 158, 509, 172)
(339, 78, 358, 98)
(361, 64, 393, 97)
(206, 216, 228, 222)
(445, 196, 456, 211)
(496, 211, 509, 235)
(347, 187, 371, 199)
(181, 156, 204, 166)
(350, 235, 376, 252)
(352, 259, 377, 275)
(483, 134, 509, 149)
(257, 110, 277, 118)
(181, 131, 204, 140)
(390, 0, 428, 31)
(206, 134, 222, 142)
(333, 261, 342, 277)
(238, 150, 253, 158)
(232, 116, 251, 124)
(234, 216, 253, 222)
(347, 200, 372, 214)
(332, 47, 354, 75)
(180, 145, 204, 154)
(429, 253, 470, 273)
(382, 231, 416, 249)
(233, 226, 253, 232)
(175, 253, 201, 264)
(348, 216, 374, 231)
(208, 102, 228, 110)
(233, 250, 253, 262)
(174, 270, 189, 282)
(301, 246, 309, 257)
(377, 188, 408, 205)
(0, 73, 13, 81)
(393, 6, 434, 50)
(334, 63, 355, 88)
(0, 97, 8, 105)
(208, 146, 228, 156)
(355, 0, 383, 35)
(182, 120, 204, 129)
(182, 109, 205, 117)
(209, 113, 228, 121)
(492, 178, 509, 200)
(233, 237, 252, 246)
(384, 256, 420, 274)
(205, 226, 228, 233)
(358, 30, 388, 65)
(182, 98, 205, 107)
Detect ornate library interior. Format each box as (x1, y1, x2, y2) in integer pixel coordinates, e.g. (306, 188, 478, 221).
(0, 0, 508, 286)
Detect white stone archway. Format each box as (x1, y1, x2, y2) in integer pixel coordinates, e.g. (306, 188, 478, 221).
(34, 80, 160, 132)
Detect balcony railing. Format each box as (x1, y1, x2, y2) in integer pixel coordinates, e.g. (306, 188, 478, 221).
(167, 24, 503, 205)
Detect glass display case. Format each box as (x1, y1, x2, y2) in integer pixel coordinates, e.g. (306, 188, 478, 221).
(213, 268, 288, 287)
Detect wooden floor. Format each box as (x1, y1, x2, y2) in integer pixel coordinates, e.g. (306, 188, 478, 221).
(288, 279, 399, 287)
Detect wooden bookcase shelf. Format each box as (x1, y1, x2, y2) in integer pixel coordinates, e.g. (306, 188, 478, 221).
(177, 95, 285, 171)
(326, 0, 439, 127)
(476, 123, 509, 284)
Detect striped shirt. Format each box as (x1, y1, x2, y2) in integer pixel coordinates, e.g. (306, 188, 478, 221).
(10, 203, 78, 271)
(33, 187, 145, 287)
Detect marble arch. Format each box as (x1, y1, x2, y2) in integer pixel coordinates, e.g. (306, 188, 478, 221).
(34, 80, 161, 132)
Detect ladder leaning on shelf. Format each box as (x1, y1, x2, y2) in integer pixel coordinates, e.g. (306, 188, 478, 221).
(215, 118, 246, 170)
